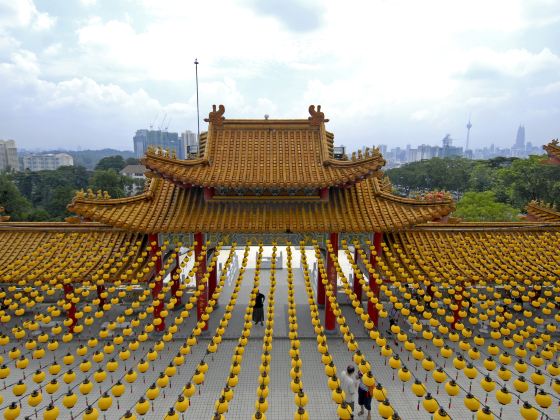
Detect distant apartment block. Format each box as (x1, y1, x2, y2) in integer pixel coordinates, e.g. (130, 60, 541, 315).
(120, 164, 147, 196)
(182, 129, 199, 157)
(22, 153, 74, 171)
(133, 129, 184, 159)
(0, 140, 18, 172)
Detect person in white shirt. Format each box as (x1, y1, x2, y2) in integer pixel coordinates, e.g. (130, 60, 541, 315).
(339, 365, 358, 418)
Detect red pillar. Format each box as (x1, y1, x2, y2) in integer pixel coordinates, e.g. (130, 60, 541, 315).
(148, 233, 165, 332)
(368, 232, 383, 327)
(207, 249, 217, 304)
(96, 285, 106, 309)
(63, 283, 76, 333)
(317, 249, 326, 306)
(170, 251, 182, 307)
(194, 232, 208, 331)
(353, 246, 362, 302)
(325, 233, 338, 331)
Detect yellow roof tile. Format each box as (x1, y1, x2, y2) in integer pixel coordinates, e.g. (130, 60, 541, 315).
(68, 176, 454, 233)
(142, 105, 385, 190)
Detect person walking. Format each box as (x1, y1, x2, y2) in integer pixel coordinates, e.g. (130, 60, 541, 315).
(340, 365, 358, 418)
(357, 372, 373, 419)
(253, 289, 265, 325)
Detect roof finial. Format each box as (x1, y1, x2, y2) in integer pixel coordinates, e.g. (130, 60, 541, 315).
(204, 104, 226, 126)
(308, 105, 329, 126)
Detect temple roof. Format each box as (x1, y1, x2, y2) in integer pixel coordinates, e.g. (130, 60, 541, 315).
(543, 139, 560, 163)
(0, 223, 150, 283)
(141, 105, 385, 190)
(526, 200, 560, 223)
(68, 176, 454, 233)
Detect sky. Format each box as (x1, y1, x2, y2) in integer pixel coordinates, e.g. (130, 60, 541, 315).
(1, 0, 559, 152)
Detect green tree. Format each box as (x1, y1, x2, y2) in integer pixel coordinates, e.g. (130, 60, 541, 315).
(125, 157, 140, 166)
(95, 155, 126, 172)
(495, 155, 560, 208)
(12, 166, 90, 219)
(453, 191, 519, 222)
(468, 162, 495, 192)
(0, 174, 32, 221)
(386, 157, 475, 196)
(45, 185, 77, 219)
(89, 170, 128, 198)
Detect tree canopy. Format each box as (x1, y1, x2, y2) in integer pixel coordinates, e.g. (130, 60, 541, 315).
(385, 155, 560, 215)
(2, 155, 136, 221)
(94, 155, 127, 172)
(453, 191, 520, 222)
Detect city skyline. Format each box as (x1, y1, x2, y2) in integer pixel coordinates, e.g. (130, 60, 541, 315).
(1, 1, 559, 151)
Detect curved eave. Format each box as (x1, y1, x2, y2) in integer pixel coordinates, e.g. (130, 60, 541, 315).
(68, 177, 455, 234)
(142, 153, 385, 190)
(526, 201, 560, 223)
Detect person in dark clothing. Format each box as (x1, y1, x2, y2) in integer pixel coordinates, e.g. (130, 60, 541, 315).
(253, 290, 265, 325)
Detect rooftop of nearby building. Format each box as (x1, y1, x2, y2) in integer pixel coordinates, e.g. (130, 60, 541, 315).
(120, 164, 148, 175)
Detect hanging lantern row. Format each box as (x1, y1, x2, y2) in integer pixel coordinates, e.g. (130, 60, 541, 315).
(347, 239, 558, 418)
(212, 244, 265, 419)
(162, 244, 250, 420)
(251, 244, 278, 420)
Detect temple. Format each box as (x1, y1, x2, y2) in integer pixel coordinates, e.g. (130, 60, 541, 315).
(68, 105, 454, 234)
(0, 106, 558, 419)
(64, 105, 455, 332)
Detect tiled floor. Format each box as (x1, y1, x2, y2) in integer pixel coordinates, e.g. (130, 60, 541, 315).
(0, 247, 558, 419)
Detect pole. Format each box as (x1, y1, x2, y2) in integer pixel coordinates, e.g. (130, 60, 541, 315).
(194, 58, 200, 142)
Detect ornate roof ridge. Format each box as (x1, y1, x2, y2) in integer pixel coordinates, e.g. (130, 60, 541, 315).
(141, 105, 386, 190)
(68, 178, 159, 209)
(526, 200, 560, 222)
(370, 177, 455, 207)
(412, 221, 560, 230)
(69, 177, 454, 233)
(0, 221, 118, 231)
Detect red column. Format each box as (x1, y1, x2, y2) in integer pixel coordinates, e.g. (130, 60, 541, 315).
(317, 249, 326, 306)
(207, 249, 217, 304)
(96, 285, 106, 309)
(148, 233, 165, 332)
(353, 246, 362, 301)
(170, 251, 182, 307)
(63, 283, 76, 333)
(368, 232, 383, 327)
(194, 232, 208, 331)
(325, 233, 338, 331)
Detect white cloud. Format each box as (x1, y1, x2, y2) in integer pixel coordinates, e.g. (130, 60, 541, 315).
(530, 81, 560, 96)
(0, 0, 55, 31)
(2, 0, 560, 149)
(43, 43, 62, 57)
(461, 48, 560, 79)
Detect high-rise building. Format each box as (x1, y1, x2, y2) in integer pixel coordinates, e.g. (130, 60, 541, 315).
(0, 140, 18, 172)
(182, 130, 198, 157)
(514, 125, 525, 149)
(440, 134, 463, 158)
(22, 153, 74, 171)
(133, 130, 184, 159)
(511, 125, 526, 157)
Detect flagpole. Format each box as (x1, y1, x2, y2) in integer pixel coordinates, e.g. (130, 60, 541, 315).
(194, 58, 200, 141)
